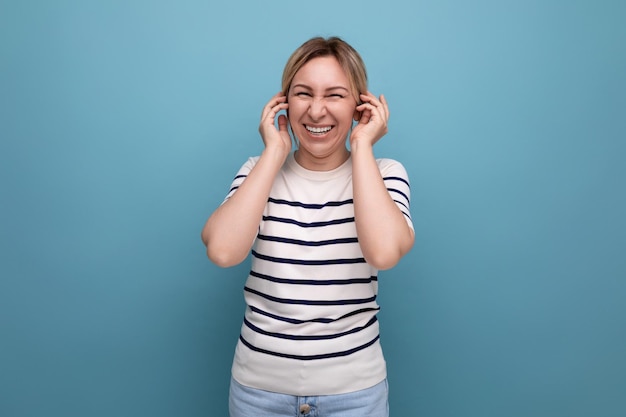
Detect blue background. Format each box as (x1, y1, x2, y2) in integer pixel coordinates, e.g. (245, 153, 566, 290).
(1, 1, 625, 416)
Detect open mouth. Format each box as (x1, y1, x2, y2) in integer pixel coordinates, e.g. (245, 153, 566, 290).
(305, 125, 333, 135)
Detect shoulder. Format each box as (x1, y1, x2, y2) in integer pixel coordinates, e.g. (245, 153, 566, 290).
(234, 156, 261, 175)
(245, 156, 261, 168)
(375, 158, 410, 180)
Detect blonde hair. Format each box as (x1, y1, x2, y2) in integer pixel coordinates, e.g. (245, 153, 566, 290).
(281, 36, 367, 103)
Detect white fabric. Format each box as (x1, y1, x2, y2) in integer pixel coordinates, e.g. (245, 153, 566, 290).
(226, 152, 413, 396)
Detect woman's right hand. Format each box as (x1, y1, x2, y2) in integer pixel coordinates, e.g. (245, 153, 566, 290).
(259, 92, 291, 155)
(201, 93, 292, 267)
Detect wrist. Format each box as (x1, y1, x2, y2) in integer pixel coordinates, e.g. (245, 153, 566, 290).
(262, 143, 291, 163)
(349, 138, 374, 155)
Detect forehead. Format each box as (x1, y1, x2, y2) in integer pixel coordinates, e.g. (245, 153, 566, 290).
(292, 56, 350, 88)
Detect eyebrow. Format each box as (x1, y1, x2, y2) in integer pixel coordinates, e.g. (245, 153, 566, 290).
(291, 84, 350, 93)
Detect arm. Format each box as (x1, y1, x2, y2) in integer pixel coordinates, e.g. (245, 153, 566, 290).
(350, 93, 415, 270)
(201, 93, 291, 267)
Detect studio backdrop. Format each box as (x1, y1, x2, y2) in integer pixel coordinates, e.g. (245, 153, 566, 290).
(1, 1, 625, 416)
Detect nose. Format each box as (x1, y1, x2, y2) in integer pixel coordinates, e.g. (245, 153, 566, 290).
(307, 97, 326, 120)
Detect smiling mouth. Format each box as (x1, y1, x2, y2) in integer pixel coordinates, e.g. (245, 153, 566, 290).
(305, 125, 333, 135)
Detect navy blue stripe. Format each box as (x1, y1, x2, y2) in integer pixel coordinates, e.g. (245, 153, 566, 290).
(387, 187, 409, 202)
(239, 334, 380, 360)
(268, 198, 353, 209)
(244, 286, 377, 305)
(262, 216, 354, 228)
(252, 250, 365, 265)
(250, 270, 377, 285)
(249, 305, 380, 325)
(393, 199, 409, 212)
(227, 174, 248, 194)
(383, 176, 410, 188)
(243, 316, 377, 341)
(257, 234, 358, 247)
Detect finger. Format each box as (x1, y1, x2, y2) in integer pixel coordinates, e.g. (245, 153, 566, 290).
(262, 95, 286, 116)
(359, 93, 382, 113)
(262, 102, 288, 123)
(277, 114, 289, 132)
(356, 101, 384, 124)
(359, 92, 374, 106)
(379, 94, 390, 120)
(261, 93, 287, 120)
(362, 93, 389, 124)
(357, 107, 372, 125)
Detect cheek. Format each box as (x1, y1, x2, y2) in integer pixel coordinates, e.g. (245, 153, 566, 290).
(287, 100, 307, 121)
(329, 103, 357, 123)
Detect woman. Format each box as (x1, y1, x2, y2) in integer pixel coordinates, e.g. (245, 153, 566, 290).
(201, 36, 414, 417)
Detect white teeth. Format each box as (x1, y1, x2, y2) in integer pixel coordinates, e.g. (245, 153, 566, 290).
(305, 125, 332, 134)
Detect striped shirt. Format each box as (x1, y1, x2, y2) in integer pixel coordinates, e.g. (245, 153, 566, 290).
(227, 152, 413, 396)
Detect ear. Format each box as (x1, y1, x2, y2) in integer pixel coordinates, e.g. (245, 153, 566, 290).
(353, 98, 363, 121)
(286, 109, 293, 131)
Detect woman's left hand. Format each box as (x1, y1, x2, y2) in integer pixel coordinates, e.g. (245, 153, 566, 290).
(350, 92, 390, 147)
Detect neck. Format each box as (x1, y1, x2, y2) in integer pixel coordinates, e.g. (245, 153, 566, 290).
(294, 147, 350, 171)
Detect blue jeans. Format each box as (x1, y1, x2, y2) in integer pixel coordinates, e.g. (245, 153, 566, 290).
(229, 377, 389, 417)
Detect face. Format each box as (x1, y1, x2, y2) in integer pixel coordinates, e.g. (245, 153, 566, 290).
(287, 56, 358, 171)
